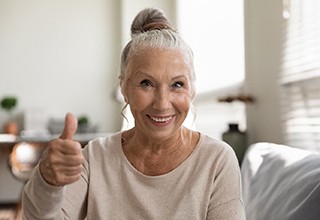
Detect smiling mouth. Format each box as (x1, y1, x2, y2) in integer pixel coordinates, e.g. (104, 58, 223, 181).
(149, 115, 173, 123)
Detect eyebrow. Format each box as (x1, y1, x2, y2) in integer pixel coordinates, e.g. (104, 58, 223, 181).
(172, 75, 189, 80)
(135, 71, 189, 81)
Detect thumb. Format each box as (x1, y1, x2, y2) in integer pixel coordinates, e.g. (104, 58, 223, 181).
(60, 112, 78, 140)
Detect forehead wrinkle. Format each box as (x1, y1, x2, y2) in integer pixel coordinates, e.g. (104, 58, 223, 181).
(126, 48, 192, 83)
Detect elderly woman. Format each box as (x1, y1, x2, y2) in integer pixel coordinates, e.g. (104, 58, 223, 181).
(22, 8, 245, 219)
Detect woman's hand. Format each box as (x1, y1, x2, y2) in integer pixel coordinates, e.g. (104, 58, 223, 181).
(39, 113, 84, 186)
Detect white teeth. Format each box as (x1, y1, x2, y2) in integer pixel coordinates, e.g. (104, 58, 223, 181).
(151, 116, 172, 122)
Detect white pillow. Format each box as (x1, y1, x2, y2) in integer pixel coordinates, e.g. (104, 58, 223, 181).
(241, 142, 320, 220)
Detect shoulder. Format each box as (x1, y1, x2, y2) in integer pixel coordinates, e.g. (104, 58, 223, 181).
(198, 133, 236, 157)
(195, 133, 239, 171)
(82, 132, 122, 159)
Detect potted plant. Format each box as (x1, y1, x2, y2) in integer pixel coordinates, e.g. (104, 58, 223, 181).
(77, 115, 89, 133)
(1, 96, 19, 135)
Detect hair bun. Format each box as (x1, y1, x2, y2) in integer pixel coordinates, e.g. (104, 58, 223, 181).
(131, 8, 175, 36)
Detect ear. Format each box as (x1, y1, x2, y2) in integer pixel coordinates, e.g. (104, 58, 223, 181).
(122, 93, 128, 103)
(119, 77, 129, 103)
(120, 88, 128, 103)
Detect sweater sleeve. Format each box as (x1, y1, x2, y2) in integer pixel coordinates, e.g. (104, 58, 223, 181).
(22, 160, 89, 220)
(207, 145, 246, 220)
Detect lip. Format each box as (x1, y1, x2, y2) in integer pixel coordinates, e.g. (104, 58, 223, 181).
(147, 115, 175, 126)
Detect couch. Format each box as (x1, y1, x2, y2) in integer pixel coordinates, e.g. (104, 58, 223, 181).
(241, 142, 320, 220)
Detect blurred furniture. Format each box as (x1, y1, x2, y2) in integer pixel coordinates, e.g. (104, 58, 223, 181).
(0, 133, 108, 156)
(0, 133, 109, 219)
(10, 142, 45, 181)
(241, 142, 320, 220)
(9, 142, 45, 220)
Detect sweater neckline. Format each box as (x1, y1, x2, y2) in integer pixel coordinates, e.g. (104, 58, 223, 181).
(116, 131, 204, 179)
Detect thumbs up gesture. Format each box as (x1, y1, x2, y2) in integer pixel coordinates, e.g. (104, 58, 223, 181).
(40, 113, 84, 186)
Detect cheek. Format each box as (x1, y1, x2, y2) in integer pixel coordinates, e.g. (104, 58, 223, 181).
(174, 93, 191, 111)
(128, 89, 153, 109)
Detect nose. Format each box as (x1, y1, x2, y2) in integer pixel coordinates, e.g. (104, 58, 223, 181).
(152, 87, 171, 111)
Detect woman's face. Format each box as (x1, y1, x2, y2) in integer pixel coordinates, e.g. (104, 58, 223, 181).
(124, 48, 193, 141)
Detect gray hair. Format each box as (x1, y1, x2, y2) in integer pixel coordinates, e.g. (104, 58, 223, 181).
(120, 8, 196, 100)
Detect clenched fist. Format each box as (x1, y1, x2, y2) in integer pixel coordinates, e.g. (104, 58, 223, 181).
(40, 113, 84, 186)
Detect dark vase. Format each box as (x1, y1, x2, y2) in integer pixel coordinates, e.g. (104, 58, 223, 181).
(222, 123, 247, 165)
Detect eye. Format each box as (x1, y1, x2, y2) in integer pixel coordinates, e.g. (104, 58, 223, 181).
(140, 79, 153, 87)
(172, 81, 184, 89)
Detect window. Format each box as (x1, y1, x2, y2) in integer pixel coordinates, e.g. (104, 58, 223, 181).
(176, 0, 245, 138)
(280, 0, 320, 151)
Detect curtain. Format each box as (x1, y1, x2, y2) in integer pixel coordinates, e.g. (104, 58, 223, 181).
(280, 0, 320, 151)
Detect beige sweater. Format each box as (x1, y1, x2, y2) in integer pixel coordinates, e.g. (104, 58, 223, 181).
(22, 132, 245, 220)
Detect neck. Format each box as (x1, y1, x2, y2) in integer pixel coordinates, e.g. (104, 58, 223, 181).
(122, 127, 198, 176)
